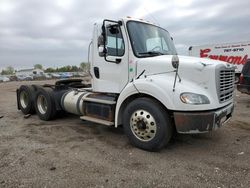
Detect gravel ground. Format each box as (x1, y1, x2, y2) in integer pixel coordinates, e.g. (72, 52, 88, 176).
(0, 80, 250, 188)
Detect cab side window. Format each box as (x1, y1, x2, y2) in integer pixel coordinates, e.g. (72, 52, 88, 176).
(106, 26, 124, 56)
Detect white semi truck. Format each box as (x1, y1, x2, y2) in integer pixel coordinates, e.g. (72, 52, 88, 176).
(16, 18, 235, 151)
(189, 41, 250, 81)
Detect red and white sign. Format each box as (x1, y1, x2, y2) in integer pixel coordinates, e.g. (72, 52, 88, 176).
(189, 41, 250, 73)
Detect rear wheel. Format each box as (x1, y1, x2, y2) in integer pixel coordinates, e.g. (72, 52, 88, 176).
(17, 85, 35, 115)
(123, 98, 173, 151)
(35, 88, 56, 121)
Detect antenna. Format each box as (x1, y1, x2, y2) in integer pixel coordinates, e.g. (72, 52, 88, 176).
(143, 7, 160, 26)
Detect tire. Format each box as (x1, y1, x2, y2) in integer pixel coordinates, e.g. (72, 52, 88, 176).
(123, 98, 173, 151)
(34, 87, 56, 121)
(17, 85, 36, 115)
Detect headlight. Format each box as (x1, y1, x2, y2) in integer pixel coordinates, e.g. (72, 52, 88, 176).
(180, 92, 210, 105)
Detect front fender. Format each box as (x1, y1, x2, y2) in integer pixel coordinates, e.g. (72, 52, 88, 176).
(115, 76, 175, 127)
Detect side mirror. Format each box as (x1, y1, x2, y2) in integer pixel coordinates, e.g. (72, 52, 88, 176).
(172, 55, 179, 69)
(98, 34, 106, 57)
(100, 19, 123, 64)
(98, 46, 105, 57)
(98, 35, 104, 47)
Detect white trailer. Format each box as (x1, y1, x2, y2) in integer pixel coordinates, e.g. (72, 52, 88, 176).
(16, 18, 235, 151)
(189, 41, 250, 81)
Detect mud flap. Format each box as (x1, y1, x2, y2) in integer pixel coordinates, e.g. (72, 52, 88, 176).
(16, 89, 20, 110)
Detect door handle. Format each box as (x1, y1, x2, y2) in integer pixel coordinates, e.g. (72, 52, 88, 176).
(94, 67, 100, 79)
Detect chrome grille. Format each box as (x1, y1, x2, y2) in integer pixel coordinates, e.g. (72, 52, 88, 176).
(219, 69, 234, 103)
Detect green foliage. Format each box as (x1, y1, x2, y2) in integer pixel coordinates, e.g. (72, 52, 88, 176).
(1, 66, 14, 75)
(44, 65, 81, 73)
(71, 66, 79, 72)
(80, 62, 90, 72)
(45, 67, 55, 73)
(34, 64, 43, 69)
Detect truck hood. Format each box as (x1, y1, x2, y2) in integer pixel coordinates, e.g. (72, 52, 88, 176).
(135, 55, 234, 111)
(135, 55, 234, 77)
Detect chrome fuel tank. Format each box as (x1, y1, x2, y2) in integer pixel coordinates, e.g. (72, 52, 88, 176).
(61, 90, 89, 115)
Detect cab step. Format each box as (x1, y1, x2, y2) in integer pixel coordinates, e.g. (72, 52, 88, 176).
(80, 116, 114, 126)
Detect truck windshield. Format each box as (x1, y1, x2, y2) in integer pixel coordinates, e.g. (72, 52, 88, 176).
(127, 21, 177, 57)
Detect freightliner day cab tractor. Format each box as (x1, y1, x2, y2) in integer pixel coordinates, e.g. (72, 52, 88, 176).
(16, 18, 235, 151)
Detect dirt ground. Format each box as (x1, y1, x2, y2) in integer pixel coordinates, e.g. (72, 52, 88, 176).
(0, 80, 249, 188)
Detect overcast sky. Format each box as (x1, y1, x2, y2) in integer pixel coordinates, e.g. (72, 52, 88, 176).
(0, 0, 249, 71)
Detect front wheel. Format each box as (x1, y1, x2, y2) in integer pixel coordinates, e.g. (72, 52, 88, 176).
(123, 98, 173, 151)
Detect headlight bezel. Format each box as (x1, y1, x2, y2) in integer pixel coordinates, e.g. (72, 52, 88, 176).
(180, 92, 210, 105)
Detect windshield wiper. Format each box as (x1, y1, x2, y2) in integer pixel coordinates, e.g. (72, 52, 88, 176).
(138, 51, 164, 57)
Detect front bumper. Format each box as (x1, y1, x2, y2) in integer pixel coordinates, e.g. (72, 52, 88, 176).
(173, 103, 234, 133)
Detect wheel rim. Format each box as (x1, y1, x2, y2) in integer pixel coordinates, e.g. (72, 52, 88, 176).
(130, 109, 157, 142)
(37, 95, 48, 114)
(20, 91, 28, 109)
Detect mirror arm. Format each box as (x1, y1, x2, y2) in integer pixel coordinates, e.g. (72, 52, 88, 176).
(102, 19, 123, 64)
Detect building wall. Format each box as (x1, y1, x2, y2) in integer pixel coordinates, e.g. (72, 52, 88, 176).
(16, 68, 44, 76)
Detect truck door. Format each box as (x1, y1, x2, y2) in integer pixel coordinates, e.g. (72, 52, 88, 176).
(91, 20, 129, 93)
